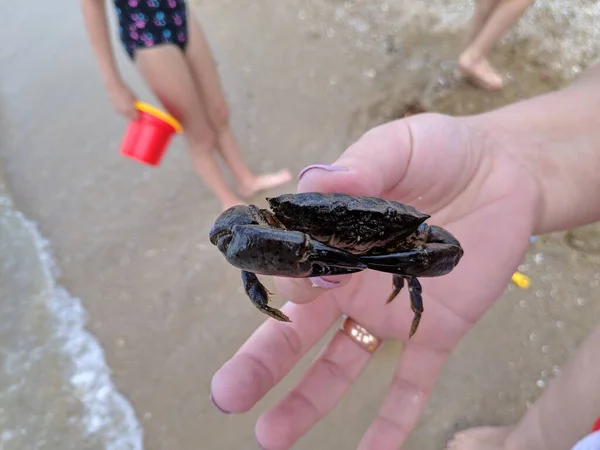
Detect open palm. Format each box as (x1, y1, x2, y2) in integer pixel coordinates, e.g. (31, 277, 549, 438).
(211, 113, 541, 449)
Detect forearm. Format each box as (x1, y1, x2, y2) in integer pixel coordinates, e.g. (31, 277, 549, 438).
(81, 0, 123, 89)
(475, 63, 600, 235)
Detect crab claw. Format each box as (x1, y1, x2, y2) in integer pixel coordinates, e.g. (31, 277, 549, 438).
(309, 240, 367, 271)
(215, 224, 367, 278)
(209, 205, 258, 247)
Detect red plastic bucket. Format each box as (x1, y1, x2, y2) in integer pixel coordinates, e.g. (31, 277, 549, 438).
(120, 101, 183, 166)
(593, 417, 600, 433)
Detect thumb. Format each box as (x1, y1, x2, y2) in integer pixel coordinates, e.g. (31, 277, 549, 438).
(297, 114, 477, 215)
(297, 119, 413, 198)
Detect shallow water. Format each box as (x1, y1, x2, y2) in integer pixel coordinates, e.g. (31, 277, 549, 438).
(0, 176, 142, 450)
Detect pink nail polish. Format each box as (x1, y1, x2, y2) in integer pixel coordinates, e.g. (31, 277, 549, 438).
(298, 164, 347, 180)
(210, 393, 230, 414)
(310, 276, 341, 288)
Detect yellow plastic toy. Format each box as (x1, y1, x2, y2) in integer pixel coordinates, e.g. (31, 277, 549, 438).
(511, 271, 531, 289)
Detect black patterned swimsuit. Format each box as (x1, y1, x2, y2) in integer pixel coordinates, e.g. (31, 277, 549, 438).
(113, 0, 188, 59)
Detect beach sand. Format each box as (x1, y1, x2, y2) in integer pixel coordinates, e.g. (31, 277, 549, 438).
(1, 0, 600, 448)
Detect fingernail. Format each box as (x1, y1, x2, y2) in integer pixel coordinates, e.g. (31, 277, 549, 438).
(298, 164, 347, 180)
(210, 393, 230, 414)
(310, 276, 341, 288)
(256, 439, 267, 450)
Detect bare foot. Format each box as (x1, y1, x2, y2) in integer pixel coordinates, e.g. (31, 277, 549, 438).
(446, 426, 513, 450)
(457, 53, 504, 90)
(237, 169, 293, 198)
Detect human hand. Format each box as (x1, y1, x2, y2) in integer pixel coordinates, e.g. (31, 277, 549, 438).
(107, 81, 138, 120)
(211, 112, 541, 449)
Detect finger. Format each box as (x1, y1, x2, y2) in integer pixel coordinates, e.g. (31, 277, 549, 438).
(274, 274, 352, 305)
(297, 115, 476, 213)
(255, 321, 379, 449)
(358, 342, 449, 450)
(210, 297, 342, 413)
(297, 120, 413, 198)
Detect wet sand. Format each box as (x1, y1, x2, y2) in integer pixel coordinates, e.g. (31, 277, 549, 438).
(2, 0, 600, 448)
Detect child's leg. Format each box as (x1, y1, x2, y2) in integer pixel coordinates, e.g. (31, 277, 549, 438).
(134, 45, 244, 210)
(462, 0, 534, 61)
(465, 0, 500, 45)
(458, 0, 534, 90)
(184, 15, 292, 198)
(447, 321, 600, 450)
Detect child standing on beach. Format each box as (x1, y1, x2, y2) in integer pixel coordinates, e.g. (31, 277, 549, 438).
(81, 0, 292, 210)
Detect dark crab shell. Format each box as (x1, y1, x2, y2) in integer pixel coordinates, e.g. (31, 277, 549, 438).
(267, 192, 430, 255)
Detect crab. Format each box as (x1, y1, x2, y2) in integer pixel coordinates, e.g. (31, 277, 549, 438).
(209, 192, 464, 338)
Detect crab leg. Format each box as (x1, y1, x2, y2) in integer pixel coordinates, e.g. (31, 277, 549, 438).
(241, 270, 291, 322)
(240, 263, 364, 323)
(386, 275, 405, 304)
(385, 275, 424, 338)
(406, 277, 423, 338)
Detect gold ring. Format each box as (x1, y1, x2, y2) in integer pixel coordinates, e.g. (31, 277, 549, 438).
(340, 316, 382, 353)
